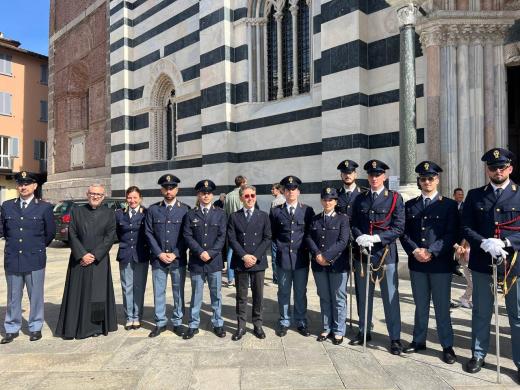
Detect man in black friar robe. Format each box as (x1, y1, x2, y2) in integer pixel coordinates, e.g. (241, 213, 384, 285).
(55, 183, 118, 339)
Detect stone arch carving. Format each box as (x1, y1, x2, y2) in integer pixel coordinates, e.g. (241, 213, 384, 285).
(144, 59, 184, 161)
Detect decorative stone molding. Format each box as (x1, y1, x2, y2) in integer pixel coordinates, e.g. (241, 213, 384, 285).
(505, 41, 520, 65)
(504, 0, 520, 10)
(417, 11, 516, 49)
(396, 3, 420, 26)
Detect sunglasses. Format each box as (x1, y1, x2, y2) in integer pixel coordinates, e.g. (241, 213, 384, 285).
(488, 165, 509, 172)
(243, 193, 256, 199)
(419, 177, 435, 182)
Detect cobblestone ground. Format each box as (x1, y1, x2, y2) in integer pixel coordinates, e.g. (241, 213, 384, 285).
(0, 240, 518, 389)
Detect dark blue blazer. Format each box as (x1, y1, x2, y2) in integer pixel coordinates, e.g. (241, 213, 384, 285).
(307, 211, 350, 273)
(115, 207, 150, 264)
(269, 203, 314, 270)
(227, 208, 271, 272)
(183, 205, 227, 273)
(463, 182, 520, 276)
(0, 198, 55, 273)
(145, 199, 189, 269)
(400, 195, 459, 273)
(351, 189, 405, 265)
(335, 185, 365, 218)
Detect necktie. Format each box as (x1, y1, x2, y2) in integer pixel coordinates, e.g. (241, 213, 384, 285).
(202, 208, 208, 217)
(289, 206, 295, 217)
(130, 209, 136, 219)
(372, 192, 378, 202)
(21, 201, 27, 209)
(246, 209, 252, 221)
(167, 205, 173, 212)
(424, 198, 431, 208)
(346, 191, 351, 203)
(495, 188, 503, 199)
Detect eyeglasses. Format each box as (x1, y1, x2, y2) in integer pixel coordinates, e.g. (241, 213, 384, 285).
(243, 193, 256, 199)
(488, 165, 509, 172)
(88, 192, 105, 198)
(419, 177, 435, 182)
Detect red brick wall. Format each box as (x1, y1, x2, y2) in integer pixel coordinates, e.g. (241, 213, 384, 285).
(52, 3, 108, 173)
(51, 0, 100, 34)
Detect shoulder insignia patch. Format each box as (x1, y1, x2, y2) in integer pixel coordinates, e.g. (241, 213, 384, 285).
(513, 184, 517, 191)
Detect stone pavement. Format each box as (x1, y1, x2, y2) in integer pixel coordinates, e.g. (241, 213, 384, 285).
(0, 240, 518, 390)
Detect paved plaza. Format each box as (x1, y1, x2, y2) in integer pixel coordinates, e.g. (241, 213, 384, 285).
(0, 240, 518, 389)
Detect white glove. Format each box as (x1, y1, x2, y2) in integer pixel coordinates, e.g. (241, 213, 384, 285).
(485, 238, 505, 248)
(481, 239, 507, 259)
(480, 239, 493, 253)
(489, 246, 508, 260)
(371, 234, 381, 243)
(356, 234, 373, 248)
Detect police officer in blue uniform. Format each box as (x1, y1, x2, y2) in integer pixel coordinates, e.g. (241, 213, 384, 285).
(115, 186, 149, 330)
(270, 175, 315, 337)
(183, 180, 227, 339)
(307, 187, 350, 345)
(462, 148, 520, 381)
(227, 184, 271, 341)
(0, 171, 55, 344)
(145, 174, 189, 338)
(350, 160, 405, 355)
(400, 161, 458, 364)
(336, 159, 364, 217)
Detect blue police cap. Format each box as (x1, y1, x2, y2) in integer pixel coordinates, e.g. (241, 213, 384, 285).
(481, 148, 515, 167)
(363, 160, 390, 174)
(337, 159, 358, 173)
(321, 187, 338, 200)
(194, 179, 216, 193)
(415, 161, 443, 177)
(14, 171, 37, 184)
(157, 174, 181, 188)
(280, 175, 302, 190)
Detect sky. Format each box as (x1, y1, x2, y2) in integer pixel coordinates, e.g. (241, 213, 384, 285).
(0, 0, 50, 55)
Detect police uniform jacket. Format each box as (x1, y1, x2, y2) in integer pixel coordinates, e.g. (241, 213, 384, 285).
(227, 208, 271, 272)
(0, 198, 55, 273)
(335, 186, 364, 218)
(115, 207, 149, 264)
(269, 203, 314, 270)
(463, 181, 520, 276)
(145, 199, 189, 269)
(306, 211, 350, 273)
(183, 205, 227, 273)
(400, 195, 459, 273)
(351, 189, 405, 265)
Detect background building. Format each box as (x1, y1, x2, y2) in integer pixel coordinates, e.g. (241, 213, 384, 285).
(46, 0, 520, 210)
(44, 0, 111, 203)
(0, 33, 48, 202)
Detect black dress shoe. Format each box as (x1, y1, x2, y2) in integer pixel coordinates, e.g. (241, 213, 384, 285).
(465, 357, 485, 373)
(29, 331, 42, 342)
(442, 347, 457, 364)
(213, 326, 226, 338)
(403, 341, 426, 353)
(173, 325, 184, 337)
(253, 327, 266, 339)
(124, 324, 133, 331)
(390, 340, 403, 355)
(183, 328, 199, 340)
(276, 325, 288, 337)
(297, 325, 311, 337)
(348, 332, 371, 346)
(316, 333, 330, 342)
(1, 332, 19, 344)
(148, 326, 166, 338)
(332, 336, 344, 345)
(517, 369, 520, 384)
(450, 301, 461, 309)
(231, 328, 246, 341)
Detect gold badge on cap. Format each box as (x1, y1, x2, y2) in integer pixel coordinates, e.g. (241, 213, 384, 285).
(424, 162, 429, 170)
(326, 187, 331, 194)
(166, 175, 171, 181)
(21, 171, 27, 178)
(288, 177, 294, 183)
(372, 161, 377, 168)
(344, 161, 349, 167)
(204, 180, 208, 188)
(494, 150, 500, 159)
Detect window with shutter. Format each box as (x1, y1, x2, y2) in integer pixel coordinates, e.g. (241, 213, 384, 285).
(0, 137, 9, 168)
(0, 54, 12, 76)
(0, 92, 12, 116)
(40, 100, 48, 121)
(40, 64, 48, 84)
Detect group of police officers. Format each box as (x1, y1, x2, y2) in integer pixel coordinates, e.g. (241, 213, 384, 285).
(1, 147, 519, 383)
